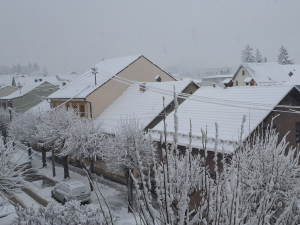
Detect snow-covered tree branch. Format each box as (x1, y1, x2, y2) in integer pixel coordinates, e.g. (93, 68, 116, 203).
(104, 117, 152, 213)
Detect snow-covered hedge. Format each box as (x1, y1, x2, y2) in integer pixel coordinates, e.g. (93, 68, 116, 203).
(13, 200, 116, 225)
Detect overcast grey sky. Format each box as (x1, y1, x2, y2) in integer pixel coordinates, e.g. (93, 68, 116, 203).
(0, 0, 299, 74)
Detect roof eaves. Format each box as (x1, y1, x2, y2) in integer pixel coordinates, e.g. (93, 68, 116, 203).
(86, 55, 142, 98)
(231, 65, 243, 80)
(245, 86, 294, 142)
(140, 55, 177, 81)
(143, 80, 194, 130)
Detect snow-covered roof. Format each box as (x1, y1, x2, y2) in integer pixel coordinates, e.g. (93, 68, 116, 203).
(202, 74, 233, 79)
(244, 77, 253, 83)
(95, 80, 193, 133)
(56, 74, 80, 82)
(0, 82, 56, 100)
(150, 85, 294, 152)
(284, 70, 300, 86)
(27, 99, 51, 113)
(281, 65, 300, 74)
(62, 180, 86, 189)
(0, 84, 41, 100)
(0, 85, 17, 91)
(48, 55, 143, 99)
(223, 78, 232, 84)
(0, 75, 14, 87)
(13, 75, 61, 87)
(239, 63, 290, 85)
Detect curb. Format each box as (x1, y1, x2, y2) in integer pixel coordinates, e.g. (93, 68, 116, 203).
(22, 188, 49, 207)
(3, 190, 26, 209)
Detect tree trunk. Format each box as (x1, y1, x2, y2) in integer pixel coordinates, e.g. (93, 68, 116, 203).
(63, 155, 70, 179)
(1, 124, 6, 147)
(82, 160, 93, 192)
(89, 157, 94, 174)
(41, 145, 47, 167)
(125, 169, 134, 213)
(52, 149, 56, 177)
(27, 143, 32, 160)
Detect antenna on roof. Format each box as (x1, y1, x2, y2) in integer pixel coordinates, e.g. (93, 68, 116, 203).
(91, 67, 98, 86)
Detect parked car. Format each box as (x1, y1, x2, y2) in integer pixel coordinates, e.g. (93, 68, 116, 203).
(51, 180, 91, 204)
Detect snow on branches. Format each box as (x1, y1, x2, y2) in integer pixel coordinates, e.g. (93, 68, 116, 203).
(13, 200, 117, 225)
(131, 91, 300, 224)
(0, 139, 30, 198)
(104, 117, 152, 212)
(278, 45, 294, 65)
(241, 45, 255, 63)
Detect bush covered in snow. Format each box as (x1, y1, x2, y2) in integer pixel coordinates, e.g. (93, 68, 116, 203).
(13, 200, 116, 225)
(132, 93, 300, 224)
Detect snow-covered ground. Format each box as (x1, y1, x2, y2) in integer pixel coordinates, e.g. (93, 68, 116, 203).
(0, 144, 138, 224)
(0, 197, 16, 225)
(29, 150, 137, 224)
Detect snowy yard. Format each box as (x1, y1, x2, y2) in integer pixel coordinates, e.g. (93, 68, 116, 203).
(1, 146, 138, 225)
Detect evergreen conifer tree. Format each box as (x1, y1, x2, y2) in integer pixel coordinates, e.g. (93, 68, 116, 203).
(255, 48, 262, 63)
(42, 66, 49, 76)
(241, 45, 255, 63)
(12, 64, 17, 73)
(278, 45, 294, 65)
(33, 62, 40, 71)
(16, 63, 21, 73)
(28, 62, 32, 73)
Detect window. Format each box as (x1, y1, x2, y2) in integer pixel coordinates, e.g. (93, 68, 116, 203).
(236, 81, 238, 86)
(39, 79, 42, 81)
(73, 105, 78, 113)
(242, 70, 245, 75)
(296, 122, 300, 143)
(80, 105, 85, 117)
(34, 79, 38, 82)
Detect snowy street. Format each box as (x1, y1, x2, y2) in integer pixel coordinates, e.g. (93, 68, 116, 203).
(1, 145, 137, 225)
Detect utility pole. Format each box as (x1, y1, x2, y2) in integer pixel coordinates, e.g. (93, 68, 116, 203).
(91, 67, 98, 86)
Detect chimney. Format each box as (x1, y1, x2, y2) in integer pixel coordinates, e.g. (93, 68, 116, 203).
(140, 83, 146, 92)
(213, 83, 216, 88)
(155, 75, 161, 82)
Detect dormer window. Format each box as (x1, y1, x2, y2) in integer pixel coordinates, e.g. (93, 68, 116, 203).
(34, 79, 38, 82)
(155, 75, 162, 82)
(39, 79, 42, 82)
(62, 82, 66, 86)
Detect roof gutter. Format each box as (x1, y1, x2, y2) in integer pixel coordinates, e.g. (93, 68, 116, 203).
(85, 100, 93, 119)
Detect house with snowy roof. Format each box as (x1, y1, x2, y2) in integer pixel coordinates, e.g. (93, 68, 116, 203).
(47, 55, 176, 119)
(12, 75, 68, 88)
(87, 80, 199, 183)
(230, 63, 300, 87)
(0, 86, 17, 99)
(150, 84, 300, 173)
(201, 74, 233, 87)
(0, 81, 59, 113)
(94, 80, 199, 134)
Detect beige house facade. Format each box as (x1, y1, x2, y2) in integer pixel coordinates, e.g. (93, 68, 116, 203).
(231, 66, 254, 87)
(49, 55, 176, 119)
